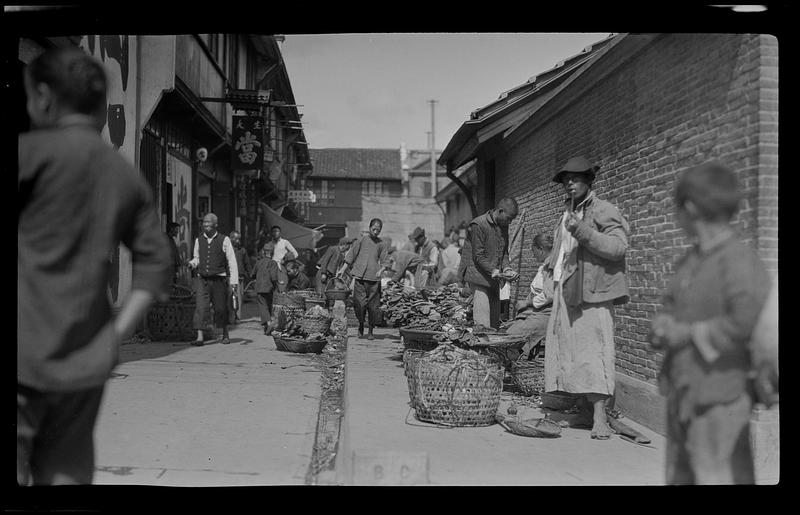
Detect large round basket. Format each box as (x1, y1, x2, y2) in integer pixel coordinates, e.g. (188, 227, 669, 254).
(509, 360, 542, 396)
(402, 348, 427, 407)
(412, 353, 504, 427)
(273, 292, 305, 308)
(300, 316, 333, 335)
(273, 305, 305, 330)
(273, 335, 327, 354)
(399, 327, 442, 352)
(292, 289, 319, 300)
(304, 297, 327, 310)
(146, 284, 196, 341)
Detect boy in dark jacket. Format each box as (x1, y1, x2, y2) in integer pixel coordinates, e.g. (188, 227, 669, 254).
(285, 259, 311, 290)
(649, 161, 771, 485)
(252, 243, 280, 335)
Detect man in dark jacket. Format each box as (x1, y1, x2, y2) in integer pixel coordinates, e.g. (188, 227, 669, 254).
(229, 230, 251, 324)
(285, 259, 311, 290)
(166, 222, 182, 283)
(18, 47, 171, 485)
(463, 198, 519, 329)
(316, 237, 349, 295)
(251, 242, 280, 335)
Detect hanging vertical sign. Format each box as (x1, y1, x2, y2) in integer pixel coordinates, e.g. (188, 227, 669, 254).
(232, 115, 264, 171)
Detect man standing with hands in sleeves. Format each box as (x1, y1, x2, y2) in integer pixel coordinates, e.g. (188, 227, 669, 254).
(544, 156, 629, 441)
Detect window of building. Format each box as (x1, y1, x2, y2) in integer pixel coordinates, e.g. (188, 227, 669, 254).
(422, 181, 432, 198)
(362, 181, 386, 196)
(310, 180, 335, 205)
(227, 35, 239, 89)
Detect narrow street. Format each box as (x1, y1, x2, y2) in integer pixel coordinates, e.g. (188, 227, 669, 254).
(93, 299, 667, 487)
(92, 303, 324, 486)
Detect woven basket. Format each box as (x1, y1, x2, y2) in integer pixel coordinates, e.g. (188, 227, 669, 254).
(170, 283, 194, 300)
(304, 297, 327, 310)
(274, 305, 305, 330)
(399, 327, 442, 351)
(412, 352, 504, 427)
(499, 417, 562, 438)
(273, 292, 305, 308)
(273, 335, 327, 354)
(510, 360, 542, 396)
(147, 299, 196, 341)
(292, 289, 319, 299)
(300, 316, 333, 335)
(403, 348, 427, 406)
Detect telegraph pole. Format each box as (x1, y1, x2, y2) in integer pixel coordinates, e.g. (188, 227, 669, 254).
(429, 99, 438, 196)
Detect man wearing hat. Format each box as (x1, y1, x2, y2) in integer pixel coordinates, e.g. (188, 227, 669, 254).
(543, 156, 629, 441)
(316, 237, 351, 298)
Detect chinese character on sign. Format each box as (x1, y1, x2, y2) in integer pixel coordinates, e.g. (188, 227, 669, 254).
(231, 115, 264, 170)
(235, 132, 261, 164)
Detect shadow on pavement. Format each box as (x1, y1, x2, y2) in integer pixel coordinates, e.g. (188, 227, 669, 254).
(118, 341, 195, 365)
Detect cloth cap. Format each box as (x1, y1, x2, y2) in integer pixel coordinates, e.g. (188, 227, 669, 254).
(552, 156, 600, 183)
(409, 227, 425, 240)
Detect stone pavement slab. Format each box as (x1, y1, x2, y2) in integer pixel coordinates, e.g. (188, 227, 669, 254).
(93, 319, 321, 486)
(336, 327, 667, 486)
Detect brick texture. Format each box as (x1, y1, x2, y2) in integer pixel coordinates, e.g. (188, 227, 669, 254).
(496, 34, 778, 386)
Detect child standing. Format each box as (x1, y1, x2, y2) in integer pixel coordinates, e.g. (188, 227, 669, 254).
(649, 161, 772, 485)
(252, 242, 280, 335)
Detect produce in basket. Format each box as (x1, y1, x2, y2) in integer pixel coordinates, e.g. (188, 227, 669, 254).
(274, 330, 327, 342)
(381, 282, 472, 329)
(304, 305, 331, 318)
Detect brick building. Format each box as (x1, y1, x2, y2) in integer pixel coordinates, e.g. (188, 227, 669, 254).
(439, 33, 779, 432)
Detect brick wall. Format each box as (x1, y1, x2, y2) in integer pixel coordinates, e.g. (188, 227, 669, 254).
(495, 34, 778, 385)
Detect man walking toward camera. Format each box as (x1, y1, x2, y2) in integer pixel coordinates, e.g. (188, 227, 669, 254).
(188, 213, 238, 345)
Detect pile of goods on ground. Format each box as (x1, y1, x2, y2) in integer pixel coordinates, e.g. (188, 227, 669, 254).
(380, 282, 473, 330)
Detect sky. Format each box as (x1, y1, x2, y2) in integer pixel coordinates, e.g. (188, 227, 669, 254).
(281, 33, 611, 151)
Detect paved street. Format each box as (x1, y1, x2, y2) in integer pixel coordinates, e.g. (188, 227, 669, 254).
(336, 327, 667, 486)
(93, 313, 322, 486)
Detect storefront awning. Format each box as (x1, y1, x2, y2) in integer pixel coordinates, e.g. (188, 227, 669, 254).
(259, 201, 322, 249)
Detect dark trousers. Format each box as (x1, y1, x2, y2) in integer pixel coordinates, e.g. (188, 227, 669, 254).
(256, 292, 274, 326)
(193, 276, 229, 329)
(17, 384, 105, 485)
(353, 279, 381, 328)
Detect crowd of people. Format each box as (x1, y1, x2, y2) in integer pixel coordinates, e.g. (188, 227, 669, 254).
(17, 47, 778, 487)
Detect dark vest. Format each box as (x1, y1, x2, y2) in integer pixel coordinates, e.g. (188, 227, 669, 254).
(198, 233, 227, 277)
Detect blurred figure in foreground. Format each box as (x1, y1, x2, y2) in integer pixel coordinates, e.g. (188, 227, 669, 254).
(18, 47, 171, 485)
(649, 161, 771, 485)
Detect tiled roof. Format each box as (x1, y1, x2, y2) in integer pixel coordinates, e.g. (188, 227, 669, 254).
(309, 148, 402, 181)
